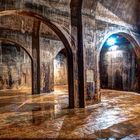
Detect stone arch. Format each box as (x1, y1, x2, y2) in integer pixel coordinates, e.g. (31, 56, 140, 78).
(54, 48, 66, 59)
(0, 10, 75, 108)
(0, 31, 32, 57)
(0, 39, 33, 93)
(98, 31, 140, 93)
(98, 31, 140, 66)
(54, 48, 68, 87)
(0, 39, 33, 62)
(99, 30, 140, 54)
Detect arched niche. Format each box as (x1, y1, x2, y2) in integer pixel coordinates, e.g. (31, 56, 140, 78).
(54, 48, 68, 90)
(0, 40, 33, 93)
(0, 10, 75, 108)
(99, 33, 140, 92)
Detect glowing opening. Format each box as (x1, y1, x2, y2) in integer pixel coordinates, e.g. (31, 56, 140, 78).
(106, 37, 117, 46)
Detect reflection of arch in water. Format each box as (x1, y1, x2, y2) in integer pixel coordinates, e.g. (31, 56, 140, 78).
(0, 40, 33, 92)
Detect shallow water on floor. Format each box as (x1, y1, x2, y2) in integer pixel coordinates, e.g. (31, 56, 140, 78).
(0, 89, 140, 139)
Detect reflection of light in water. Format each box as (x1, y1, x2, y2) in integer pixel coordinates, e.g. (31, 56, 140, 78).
(94, 109, 125, 129)
(54, 104, 62, 114)
(75, 108, 131, 134)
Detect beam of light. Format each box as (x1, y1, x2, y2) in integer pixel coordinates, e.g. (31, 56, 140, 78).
(106, 37, 117, 46)
(17, 99, 31, 110)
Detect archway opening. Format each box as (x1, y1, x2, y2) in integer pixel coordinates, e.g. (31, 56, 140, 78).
(100, 34, 139, 92)
(0, 42, 32, 94)
(0, 11, 74, 108)
(54, 48, 68, 92)
(39, 22, 70, 108)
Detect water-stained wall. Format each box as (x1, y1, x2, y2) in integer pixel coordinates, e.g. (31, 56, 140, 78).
(40, 37, 64, 92)
(0, 43, 31, 90)
(100, 36, 139, 91)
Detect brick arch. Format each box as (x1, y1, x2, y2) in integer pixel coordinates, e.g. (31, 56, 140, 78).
(0, 10, 75, 108)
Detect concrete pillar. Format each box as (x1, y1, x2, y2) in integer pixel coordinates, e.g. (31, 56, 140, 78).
(136, 58, 140, 92)
(0, 42, 2, 64)
(70, 1, 85, 108)
(32, 19, 41, 94)
(94, 53, 101, 102)
(67, 53, 75, 108)
(133, 47, 140, 92)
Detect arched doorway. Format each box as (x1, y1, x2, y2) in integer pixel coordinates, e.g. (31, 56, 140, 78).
(99, 33, 139, 92)
(0, 41, 32, 94)
(54, 48, 68, 92)
(0, 10, 75, 108)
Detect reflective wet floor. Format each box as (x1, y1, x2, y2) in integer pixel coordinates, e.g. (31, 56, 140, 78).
(0, 88, 140, 139)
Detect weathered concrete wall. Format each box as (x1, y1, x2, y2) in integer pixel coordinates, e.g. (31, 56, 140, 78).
(82, 13, 140, 105)
(100, 42, 138, 91)
(40, 36, 64, 92)
(0, 30, 65, 93)
(0, 30, 32, 56)
(0, 44, 31, 90)
(83, 17, 96, 103)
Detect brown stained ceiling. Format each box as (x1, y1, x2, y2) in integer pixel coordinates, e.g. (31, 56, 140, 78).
(0, 14, 59, 40)
(0, 15, 33, 33)
(0, 0, 140, 39)
(100, 0, 140, 26)
(33, 0, 71, 10)
(82, 0, 140, 26)
(82, 0, 97, 16)
(40, 22, 59, 40)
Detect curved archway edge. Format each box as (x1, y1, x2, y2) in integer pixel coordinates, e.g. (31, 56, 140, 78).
(99, 31, 140, 56)
(98, 31, 140, 94)
(0, 39, 33, 93)
(0, 37, 32, 58)
(0, 10, 75, 108)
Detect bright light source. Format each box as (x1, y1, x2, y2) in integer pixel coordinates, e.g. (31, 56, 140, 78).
(109, 45, 118, 51)
(106, 37, 116, 46)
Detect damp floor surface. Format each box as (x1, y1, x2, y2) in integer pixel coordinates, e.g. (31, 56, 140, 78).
(0, 87, 140, 139)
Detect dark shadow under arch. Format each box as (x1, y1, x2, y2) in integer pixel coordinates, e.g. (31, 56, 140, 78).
(54, 48, 68, 87)
(0, 39, 33, 93)
(56, 48, 67, 58)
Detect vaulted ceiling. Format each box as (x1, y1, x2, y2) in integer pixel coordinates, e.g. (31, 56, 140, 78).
(0, 0, 140, 40)
(83, 0, 140, 26)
